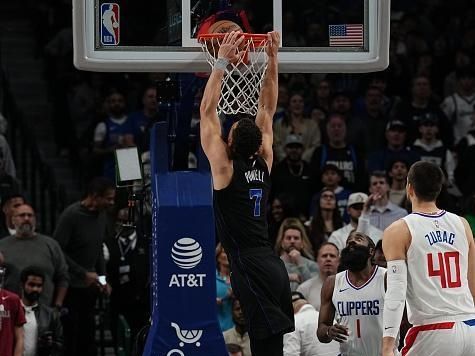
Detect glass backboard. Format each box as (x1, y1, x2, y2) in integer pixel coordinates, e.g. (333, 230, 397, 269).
(73, 0, 390, 73)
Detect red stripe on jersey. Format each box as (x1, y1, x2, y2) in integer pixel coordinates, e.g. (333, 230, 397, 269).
(401, 322, 455, 356)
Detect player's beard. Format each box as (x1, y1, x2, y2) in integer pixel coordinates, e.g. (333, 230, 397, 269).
(340, 244, 371, 272)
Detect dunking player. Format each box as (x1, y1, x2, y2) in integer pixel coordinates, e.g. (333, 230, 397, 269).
(382, 161, 475, 356)
(200, 31, 294, 355)
(317, 231, 391, 356)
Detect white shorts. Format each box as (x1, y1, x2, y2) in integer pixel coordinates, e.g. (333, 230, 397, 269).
(401, 319, 475, 356)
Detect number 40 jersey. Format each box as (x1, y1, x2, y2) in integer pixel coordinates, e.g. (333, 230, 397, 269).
(403, 211, 475, 326)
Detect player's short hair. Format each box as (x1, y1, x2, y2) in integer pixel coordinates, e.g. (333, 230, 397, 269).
(407, 161, 444, 202)
(231, 118, 262, 159)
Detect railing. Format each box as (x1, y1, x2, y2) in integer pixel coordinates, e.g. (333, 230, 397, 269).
(0, 63, 67, 234)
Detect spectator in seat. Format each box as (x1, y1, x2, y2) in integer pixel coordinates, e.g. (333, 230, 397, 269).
(307, 188, 344, 252)
(393, 75, 453, 146)
(275, 218, 318, 291)
(267, 194, 299, 246)
(359, 171, 408, 231)
(367, 120, 420, 173)
(223, 299, 251, 356)
(328, 192, 383, 253)
(310, 114, 366, 191)
(296, 242, 339, 311)
(328, 91, 366, 152)
(310, 79, 331, 113)
(388, 159, 410, 207)
(441, 66, 475, 144)
(215, 243, 233, 331)
(356, 86, 390, 154)
(443, 49, 472, 97)
(283, 291, 339, 356)
(411, 115, 456, 186)
(273, 93, 321, 162)
(309, 164, 351, 223)
(271, 134, 312, 219)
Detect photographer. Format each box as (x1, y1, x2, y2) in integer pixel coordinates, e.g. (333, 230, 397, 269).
(20, 266, 63, 356)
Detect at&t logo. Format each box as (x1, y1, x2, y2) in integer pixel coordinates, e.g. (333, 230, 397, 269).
(171, 238, 203, 268)
(169, 238, 206, 288)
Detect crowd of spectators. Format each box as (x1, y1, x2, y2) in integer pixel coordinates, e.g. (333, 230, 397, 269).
(0, 0, 475, 355)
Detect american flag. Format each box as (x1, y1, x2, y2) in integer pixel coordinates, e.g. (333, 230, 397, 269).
(329, 24, 364, 47)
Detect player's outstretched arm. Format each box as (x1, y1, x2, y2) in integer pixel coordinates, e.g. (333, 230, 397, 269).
(200, 32, 245, 172)
(382, 220, 411, 356)
(255, 31, 279, 172)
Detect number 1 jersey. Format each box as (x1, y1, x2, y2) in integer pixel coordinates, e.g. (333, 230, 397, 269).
(403, 211, 475, 326)
(332, 265, 386, 356)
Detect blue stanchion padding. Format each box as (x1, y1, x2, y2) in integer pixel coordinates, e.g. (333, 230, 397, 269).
(143, 122, 227, 356)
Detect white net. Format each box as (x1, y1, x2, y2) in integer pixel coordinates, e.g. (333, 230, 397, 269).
(198, 34, 269, 116)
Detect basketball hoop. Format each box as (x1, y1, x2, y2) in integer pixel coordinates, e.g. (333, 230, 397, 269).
(198, 33, 269, 116)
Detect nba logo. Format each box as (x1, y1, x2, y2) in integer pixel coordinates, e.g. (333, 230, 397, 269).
(101, 3, 120, 45)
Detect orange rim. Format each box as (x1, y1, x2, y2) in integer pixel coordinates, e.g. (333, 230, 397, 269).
(198, 33, 268, 47)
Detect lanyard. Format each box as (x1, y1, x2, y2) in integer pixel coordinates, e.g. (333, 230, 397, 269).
(117, 230, 137, 261)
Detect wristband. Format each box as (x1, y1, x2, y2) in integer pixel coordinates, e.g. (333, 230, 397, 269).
(214, 57, 229, 71)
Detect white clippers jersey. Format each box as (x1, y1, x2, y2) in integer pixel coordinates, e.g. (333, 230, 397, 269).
(332, 265, 386, 356)
(403, 211, 475, 326)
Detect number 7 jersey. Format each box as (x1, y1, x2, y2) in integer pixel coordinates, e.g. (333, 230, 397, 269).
(403, 211, 475, 326)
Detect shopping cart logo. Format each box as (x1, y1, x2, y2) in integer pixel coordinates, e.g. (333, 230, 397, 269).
(171, 238, 203, 269)
(171, 322, 203, 347)
(100, 3, 120, 45)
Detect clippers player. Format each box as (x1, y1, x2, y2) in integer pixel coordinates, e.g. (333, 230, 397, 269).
(382, 161, 475, 356)
(199, 31, 294, 356)
(318, 231, 392, 356)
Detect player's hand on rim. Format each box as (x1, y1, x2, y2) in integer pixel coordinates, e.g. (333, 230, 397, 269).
(327, 323, 349, 343)
(266, 31, 280, 57)
(217, 31, 245, 63)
